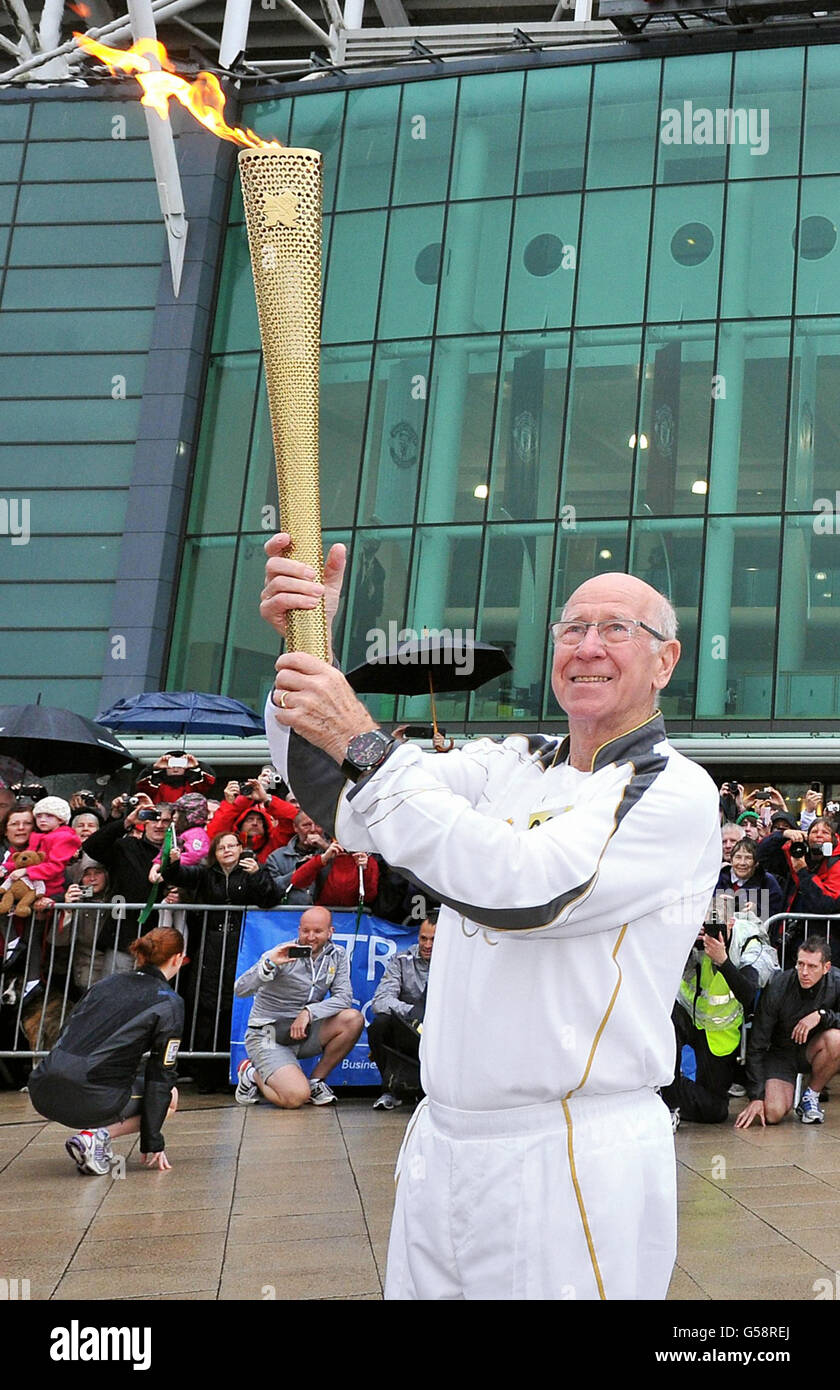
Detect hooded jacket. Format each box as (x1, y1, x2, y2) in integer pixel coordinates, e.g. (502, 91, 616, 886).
(207, 794, 297, 864)
(22, 826, 81, 897)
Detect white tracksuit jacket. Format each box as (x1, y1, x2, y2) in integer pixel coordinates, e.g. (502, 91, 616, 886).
(266, 706, 722, 1113)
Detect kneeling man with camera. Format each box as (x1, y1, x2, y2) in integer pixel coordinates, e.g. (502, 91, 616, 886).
(233, 905, 363, 1108)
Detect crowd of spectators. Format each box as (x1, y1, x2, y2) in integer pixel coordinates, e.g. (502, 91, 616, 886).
(0, 751, 432, 1097)
(4, 761, 840, 1120)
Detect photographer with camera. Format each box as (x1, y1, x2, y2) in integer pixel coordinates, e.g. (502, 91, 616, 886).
(62, 863, 132, 989)
(83, 797, 174, 949)
(660, 899, 778, 1127)
(777, 818, 840, 963)
(233, 905, 363, 1109)
(206, 773, 297, 864)
(136, 751, 216, 806)
(265, 809, 329, 905)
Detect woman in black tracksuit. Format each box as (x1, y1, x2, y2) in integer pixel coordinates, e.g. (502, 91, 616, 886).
(156, 830, 278, 1089)
(28, 926, 185, 1174)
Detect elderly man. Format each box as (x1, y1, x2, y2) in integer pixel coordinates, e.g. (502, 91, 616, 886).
(233, 905, 363, 1108)
(259, 533, 720, 1301)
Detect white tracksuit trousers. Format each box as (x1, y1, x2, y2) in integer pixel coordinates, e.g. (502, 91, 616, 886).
(384, 1087, 677, 1301)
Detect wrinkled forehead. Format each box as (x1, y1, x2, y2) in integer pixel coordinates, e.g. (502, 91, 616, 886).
(563, 572, 661, 620)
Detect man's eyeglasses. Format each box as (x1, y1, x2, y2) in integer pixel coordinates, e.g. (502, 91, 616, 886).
(550, 618, 668, 647)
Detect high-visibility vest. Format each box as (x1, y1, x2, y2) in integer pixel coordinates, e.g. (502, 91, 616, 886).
(678, 954, 742, 1056)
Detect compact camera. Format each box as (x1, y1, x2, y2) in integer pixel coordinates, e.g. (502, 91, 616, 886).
(288, 945, 312, 959)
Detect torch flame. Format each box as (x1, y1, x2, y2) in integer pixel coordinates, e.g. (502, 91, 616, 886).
(74, 34, 283, 149)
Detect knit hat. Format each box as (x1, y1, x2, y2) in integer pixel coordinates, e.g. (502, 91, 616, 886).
(173, 792, 208, 828)
(33, 796, 72, 824)
(737, 810, 760, 825)
(770, 810, 797, 829)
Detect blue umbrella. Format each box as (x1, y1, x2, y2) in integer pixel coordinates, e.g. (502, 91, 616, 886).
(96, 691, 265, 739)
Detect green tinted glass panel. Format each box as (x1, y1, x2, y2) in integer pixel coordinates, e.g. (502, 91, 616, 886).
(322, 211, 386, 343)
(391, 79, 457, 205)
(449, 71, 523, 201)
(696, 518, 780, 719)
(0, 444, 134, 488)
(211, 224, 261, 353)
(576, 188, 651, 326)
(776, 516, 840, 717)
(711, 322, 788, 515)
(629, 518, 701, 720)
(787, 320, 840, 511)
(647, 183, 723, 323)
(168, 537, 237, 693)
(0, 145, 22, 181)
(2, 398, 140, 442)
(339, 527, 413, 680)
(288, 91, 344, 215)
(489, 333, 569, 521)
(0, 309, 154, 352)
(2, 628, 108, 670)
(587, 59, 660, 189)
(419, 338, 499, 523)
(26, 489, 128, 533)
(0, 535, 121, 580)
(634, 327, 714, 517)
(0, 104, 30, 139)
(795, 177, 840, 317)
(729, 47, 802, 179)
(0, 186, 16, 223)
(29, 103, 149, 140)
(518, 66, 590, 196)
(473, 522, 555, 723)
(0, 678, 100, 718)
(23, 140, 154, 181)
(436, 200, 512, 336)
(803, 45, 840, 176)
(657, 52, 732, 184)
(15, 181, 159, 222)
(9, 221, 165, 266)
(505, 194, 579, 331)
(378, 204, 444, 341)
(187, 353, 259, 534)
(398, 524, 480, 724)
(320, 346, 373, 528)
(560, 329, 642, 518)
(720, 180, 796, 319)
(357, 341, 430, 528)
(335, 86, 400, 211)
(0, 582, 113, 627)
(2, 265, 159, 310)
(219, 533, 284, 710)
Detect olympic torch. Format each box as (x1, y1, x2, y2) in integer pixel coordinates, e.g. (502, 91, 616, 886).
(238, 146, 329, 661)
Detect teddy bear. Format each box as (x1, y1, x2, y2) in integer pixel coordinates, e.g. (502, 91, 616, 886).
(0, 849, 47, 918)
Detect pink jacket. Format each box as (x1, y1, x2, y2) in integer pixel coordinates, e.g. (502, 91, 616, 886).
(153, 826, 210, 869)
(26, 826, 81, 897)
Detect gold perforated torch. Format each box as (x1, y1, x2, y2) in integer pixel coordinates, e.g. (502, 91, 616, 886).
(71, 35, 330, 661)
(238, 146, 329, 661)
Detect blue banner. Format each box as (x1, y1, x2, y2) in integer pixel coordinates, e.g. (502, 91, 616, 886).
(230, 909, 419, 1086)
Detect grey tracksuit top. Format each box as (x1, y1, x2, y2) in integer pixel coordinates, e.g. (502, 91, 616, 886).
(233, 941, 353, 1028)
(371, 944, 429, 1018)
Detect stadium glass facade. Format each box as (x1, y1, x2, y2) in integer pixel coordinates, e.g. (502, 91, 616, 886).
(167, 40, 840, 738)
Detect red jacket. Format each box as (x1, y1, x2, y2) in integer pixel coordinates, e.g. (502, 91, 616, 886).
(291, 852, 379, 908)
(784, 842, 840, 913)
(207, 795, 297, 864)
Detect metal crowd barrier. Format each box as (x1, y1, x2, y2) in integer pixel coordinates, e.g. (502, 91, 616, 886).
(0, 901, 317, 1063)
(763, 912, 838, 970)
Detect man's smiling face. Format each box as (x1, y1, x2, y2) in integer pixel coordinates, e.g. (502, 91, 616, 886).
(550, 573, 680, 736)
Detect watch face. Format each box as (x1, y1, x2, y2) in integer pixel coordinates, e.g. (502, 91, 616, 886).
(346, 730, 390, 770)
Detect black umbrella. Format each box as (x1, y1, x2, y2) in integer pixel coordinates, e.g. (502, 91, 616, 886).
(0, 704, 136, 777)
(346, 636, 512, 742)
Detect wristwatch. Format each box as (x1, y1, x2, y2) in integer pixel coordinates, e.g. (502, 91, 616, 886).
(341, 729, 394, 783)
